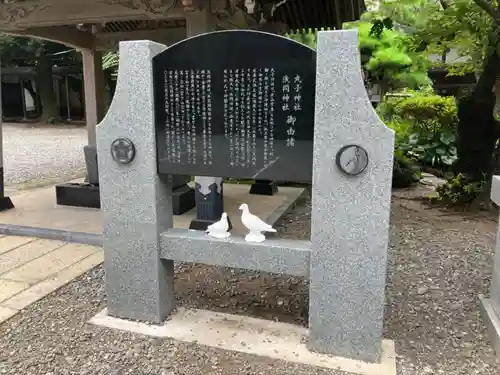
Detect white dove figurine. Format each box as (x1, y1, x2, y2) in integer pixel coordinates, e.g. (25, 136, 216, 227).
(239, 203, 276, 243)
(205, 212, 231, 239)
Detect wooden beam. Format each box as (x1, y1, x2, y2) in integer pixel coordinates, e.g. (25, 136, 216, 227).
(0, 0, 186, 30)
(7, 25, 95, 49)
(95, 27, 187, 49)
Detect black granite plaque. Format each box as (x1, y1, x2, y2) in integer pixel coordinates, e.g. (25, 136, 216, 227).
(153, 30, 316, 183)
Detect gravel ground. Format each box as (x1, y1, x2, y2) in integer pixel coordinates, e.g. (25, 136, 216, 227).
(1, 187, 500, 374)
(3, 123, 87, 187)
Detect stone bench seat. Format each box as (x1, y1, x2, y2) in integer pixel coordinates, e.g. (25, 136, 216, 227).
(160, 228, 311, 277)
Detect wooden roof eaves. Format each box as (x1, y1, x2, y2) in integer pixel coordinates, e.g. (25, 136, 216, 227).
(0, 0, 188, 31)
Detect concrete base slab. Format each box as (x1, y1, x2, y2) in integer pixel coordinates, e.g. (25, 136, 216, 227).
(89, 308, 397, 375)
(0, 181, 304, 244)
(479, 294, 500, 358)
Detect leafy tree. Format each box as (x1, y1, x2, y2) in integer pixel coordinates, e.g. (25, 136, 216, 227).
(102, 51, 119, 101)
(287, 23, 430, 98)
(351, 21, 431, 94)
(366, 0, 500, 207)
(0, 35, 120, 123)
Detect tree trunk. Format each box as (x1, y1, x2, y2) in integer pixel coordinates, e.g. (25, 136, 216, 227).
(455, 27, 500, 208)
(455, 92, 497, 181)
(494, 73, 500, 117)
(35, 53, 58, 123)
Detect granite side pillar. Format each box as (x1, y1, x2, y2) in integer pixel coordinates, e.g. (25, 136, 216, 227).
(308, 30, 394, 362)
(479, 176, 500, 357)
(82, 145, 193, 213)
(96, 40, 175, 323)
(0, 59, 14, 211)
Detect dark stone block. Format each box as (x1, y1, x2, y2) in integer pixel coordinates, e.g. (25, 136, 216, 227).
(0, 167, 14, 211)
(153, 30, 316, 183)
(189, 215, 232, 231)
(55, 182, 194, 215)
(84, 145, 99, 185)
(190, 178, 231, 231)
(0, 196, 14, 212)
(56, 183, 100, 209)
(172, 184, 195, 215)
(249, 180, 278, 196)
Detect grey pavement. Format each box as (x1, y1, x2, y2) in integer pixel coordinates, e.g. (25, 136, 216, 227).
(3, 123, 87, 189)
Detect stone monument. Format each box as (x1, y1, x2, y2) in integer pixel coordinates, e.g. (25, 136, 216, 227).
(97, 29, 394, 363)
(480, 175, 500, 357)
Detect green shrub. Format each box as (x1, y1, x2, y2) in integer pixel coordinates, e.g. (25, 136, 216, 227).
(378, 90, 458, 132)
(398, 130, 457, 169)
(392, 149, 421, 188)
(395, 95, 458, 132)
(435, 173, 486, 205)
(353, 22, 431, 89)
(385, 119, 412, 139)
(378, 90, 459, 172)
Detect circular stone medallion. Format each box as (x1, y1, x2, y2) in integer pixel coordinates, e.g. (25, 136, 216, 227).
(335, 144, 369, 176)
(110, 138, 136, 164)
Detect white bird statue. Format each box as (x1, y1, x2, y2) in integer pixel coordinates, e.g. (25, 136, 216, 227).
(239, 203, 276, 243)
(205, 212, 231, 239)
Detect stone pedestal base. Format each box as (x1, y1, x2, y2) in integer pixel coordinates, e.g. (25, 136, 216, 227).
(55, 182, 195, 215)
(0, 167, 14, 211)
(190, 177, 230, 231)
(84, 145, 99, 185)
(479, 294, 500, 358)
(189, 216, 232, 231)
(0, 196, 14, 211)
(249, 180, 278, 196)
(56, 183, 100, 209)
(172, 184, 195, 215)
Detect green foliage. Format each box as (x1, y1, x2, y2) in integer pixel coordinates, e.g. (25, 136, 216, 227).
(287, 23, 430, 90)
(378, 91, 458, 132)
(365, 46, 412, 71)
(0, 34, 81, 68)
(383, 120, 422, 188)
(349, 22, 431, 89)
(379, 90, 459, 171)
(395, 96, 458, 129)
(286, 27, 331, 49)
(369, 17, 394, 37)
(102, 51, 119, 77)
(392, 148, 422, 188)
(398, 129, 458, 168)
(364, 0, 496, 77)
(359, 0, 500, 205)
(435, 173, 486, 205)
(362, 0, 436, 30)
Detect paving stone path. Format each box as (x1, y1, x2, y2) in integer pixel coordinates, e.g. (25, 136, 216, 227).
(0, 235, 102, 323)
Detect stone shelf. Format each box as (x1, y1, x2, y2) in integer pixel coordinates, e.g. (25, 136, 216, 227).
(160, 228, 311, 277)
